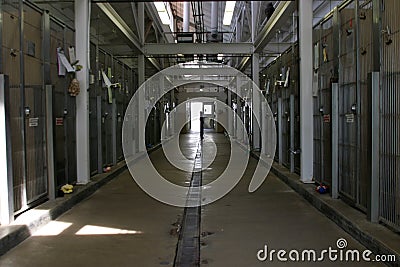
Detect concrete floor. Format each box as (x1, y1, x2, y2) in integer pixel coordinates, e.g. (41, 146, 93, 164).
(200, 134, 383, 266)
(0, 133, 384, 267)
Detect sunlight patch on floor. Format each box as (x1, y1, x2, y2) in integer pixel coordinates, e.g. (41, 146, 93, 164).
(33, 221, 72, 236)
(75, 225, 143, 235)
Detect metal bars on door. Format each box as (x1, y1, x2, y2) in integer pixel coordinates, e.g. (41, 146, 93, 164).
(379, 0, 400, 231)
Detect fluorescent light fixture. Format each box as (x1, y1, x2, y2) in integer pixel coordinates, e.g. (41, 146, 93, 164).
(154, 1, 165, 11)
(223, 1, 236, 25)
(154, 2, 171, 25)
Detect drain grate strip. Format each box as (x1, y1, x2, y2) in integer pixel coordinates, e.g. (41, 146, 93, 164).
(174, 144, 202, 267)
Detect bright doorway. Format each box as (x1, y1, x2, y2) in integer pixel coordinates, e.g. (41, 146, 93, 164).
(190, 102, 203, 132)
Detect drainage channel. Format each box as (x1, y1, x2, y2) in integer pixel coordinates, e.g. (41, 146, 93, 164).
(174, 142, 202, 267)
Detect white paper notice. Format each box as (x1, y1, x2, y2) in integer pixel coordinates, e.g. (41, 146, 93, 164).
(57, 48, 75, 75)
(68, 46, 76, 64)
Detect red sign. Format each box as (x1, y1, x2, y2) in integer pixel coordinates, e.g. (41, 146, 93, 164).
(323, 114, 331, 123)
(55, 117, 64, 126)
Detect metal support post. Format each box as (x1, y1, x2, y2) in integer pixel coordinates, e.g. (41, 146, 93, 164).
(331, 83, 339, 199)
(252, 53, 261, 150)
(112, 98, 117, 165)
(278, 97, 283, 165)
(290, 94, 295, 173)
(75, 0, 91, 184)
(299, 0, 314, 183)
(0, 75, 14, 224)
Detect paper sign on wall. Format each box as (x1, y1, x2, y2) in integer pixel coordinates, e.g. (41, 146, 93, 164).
(55, 117, 64, 126)
(29, 118, 39, 127)
(345, 113, 355, 123)
(57, 47, 75, 76)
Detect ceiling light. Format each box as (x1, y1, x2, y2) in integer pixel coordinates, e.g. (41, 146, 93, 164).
(154, 2, 171, 25)
(154, 2, 165, 11)
(223, 1, 236, 25)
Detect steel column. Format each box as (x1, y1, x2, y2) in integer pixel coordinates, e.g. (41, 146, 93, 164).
(290, 94, 295, 173)
(43, 11, 51, 85)
(0, 75, 14, 224)
(19, 0, 28, 207)
(170, 89, 175, 136)
(227, 88, 232, 137)
(96, 96, 103, 173)
(299, 0, 314, 183)
(236, 78, 243, 143)
(137, 55, 145, 152)
(367, 72, 380, 222)
(332, 7, 340, 80)
(75, 0, 91, 184)
(0, 1, 3, 73)
(95, 42, 100, 170)
(261, 101, 267, 154)
(372, 0, 381, 72)
(112, 98, 117, 165)
(366, 0, 382, 222)
(63, 26, 69, 183)
(211, 2, 218, 34)
(183, 2, 190, 32)
(43, 11, 54, 199)
(355, 0, 361, 204)
(331, 7, 340, 199)
(252, 53, 261, 150)
(331, 83, 339, 199)
(45, 85, 55, 200)
(278, 97, 283, 165)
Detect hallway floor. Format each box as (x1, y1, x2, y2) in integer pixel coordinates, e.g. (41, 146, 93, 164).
(0, 133, 384, 267)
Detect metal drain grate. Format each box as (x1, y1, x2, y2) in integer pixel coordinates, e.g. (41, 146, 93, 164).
(174, 143, 202, 267)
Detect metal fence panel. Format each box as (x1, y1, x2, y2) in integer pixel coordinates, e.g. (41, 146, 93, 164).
(89, 42, 98, 174)
(358, 0, 374, 212)
(23, 3, 47, 205)
(50, 19, 76, 187)
(2, 3, 25, 212)
(313, 17, 334, 186)
(379, 0, 400, 231)
(338, 3, 359, 203)
(2, 3, 49, 213)
(24, 86, 47, 203)
(101, 52, 113, 167)
(50, 19, 66, 188)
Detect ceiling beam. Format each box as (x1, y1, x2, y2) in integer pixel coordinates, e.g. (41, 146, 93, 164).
(162, 67, 239, 77)
(254, 1, 297, 53)
(145, 2, 175, 44)
(143, 43, 254, 55)
(97, 3, 162, 71)
(96, 3, 143, 52)
(237, 0, 297, 71)
(130, 3, 142, 43)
